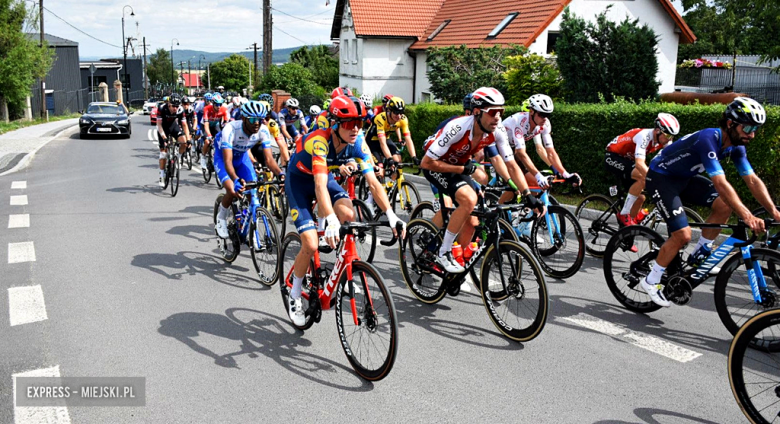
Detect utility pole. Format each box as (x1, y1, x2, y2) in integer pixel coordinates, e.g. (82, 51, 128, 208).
(252, 43, 258, 87)
(262, 0, 272, 74)
(142, 37, 149, 100)
(39, 0, 46, 120)
(187, 60, 192, 95)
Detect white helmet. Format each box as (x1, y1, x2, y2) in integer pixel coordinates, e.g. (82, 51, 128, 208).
(527, 94, 554, 114)
(232, 96, 241, 106)
(309, 105, 321, 115)
(239, 97, 249, 105)
(359, 94, 372, 106)
(655, 113, 680, 135)
(470, 87, 505, 108)
(286, 98, 299, 108)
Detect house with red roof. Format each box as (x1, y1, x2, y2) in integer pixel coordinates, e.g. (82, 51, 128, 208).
(331, 0, 695, 103)
(179, 73, 203, 96)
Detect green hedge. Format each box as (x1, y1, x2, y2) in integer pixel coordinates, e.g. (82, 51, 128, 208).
(404, 102, 780, 208)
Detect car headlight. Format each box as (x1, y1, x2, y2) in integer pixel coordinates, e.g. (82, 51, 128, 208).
(80, 118, 92, 124)
(116, 120, 129, 125)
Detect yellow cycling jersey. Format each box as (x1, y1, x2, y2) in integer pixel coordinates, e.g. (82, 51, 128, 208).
(370, 112, 410, 140)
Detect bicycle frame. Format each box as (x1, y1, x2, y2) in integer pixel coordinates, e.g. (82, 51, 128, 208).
(232, 184, 273, 247)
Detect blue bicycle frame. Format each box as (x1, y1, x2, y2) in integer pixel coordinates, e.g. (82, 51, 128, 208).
(688, 234, 768, 304)
(233, 186, 274, 249)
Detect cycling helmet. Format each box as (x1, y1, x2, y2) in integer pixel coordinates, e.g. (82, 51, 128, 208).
(331, 87, 353, 99)
(258, 100, 271, 111)
(470, 87, 505, 109)
(212, 94, 224, 106)
(359, 94, 372, 106)
(322, 99, 331, 110)
(285, 98, 299, 108)
(386, 97, 405, 114)
(655, 113, 680, 136)
(258, 93, 273, 106)
(239, 97, 249, 105)
(309, 105, 321, 115)
(169, 93, 182, 106)
(527, 94, 554, 114)
(232, 96, 241, 106)
(240, 101, 268, 119)
(382, 94, 394, 105)
(204, 93, 213, 102)
(163, 96, 170, 102)
(462, 93, 473, 111)
(329, 95, 367, 121)
(724, 97, 766, 126)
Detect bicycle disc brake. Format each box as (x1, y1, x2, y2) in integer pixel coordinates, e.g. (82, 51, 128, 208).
(663, 275, 693, 306)
(759, 288, 778, 308)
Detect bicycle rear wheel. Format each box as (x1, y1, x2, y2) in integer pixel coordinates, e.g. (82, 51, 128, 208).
(575, 194, 619, 258)
(335, 260, 398, 381)
(279, 232, 316, 331)
(479, 240, 548, 342)
(729, 309, 780, 424)
(602, 226, 664, 313)
(410, 201, 435, 221)
(170, 157, 180, 197)
(530, 205, 585, 279)
(399, 218, 447, 304)
(203, 155, 213, 183)
(249, 207, 281, 286)
(393, 181, 420, 220)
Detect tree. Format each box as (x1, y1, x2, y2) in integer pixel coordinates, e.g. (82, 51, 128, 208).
(503, 53, 566, 105)
(146, 48, 174, 85)
(257, 62, 318, 98)
(209, 54, 252, 93)
(556, 7, 660, 103)
(426, 45, 527, 104)
(0, 0, 53, 121)
(290, 45, 338, 89)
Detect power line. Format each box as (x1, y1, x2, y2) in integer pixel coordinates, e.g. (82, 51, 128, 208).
(276, 7, 334, 24)
(42, 6, 122, 48)
(274, 26, 312, 46)
(270, 7, 331, 25)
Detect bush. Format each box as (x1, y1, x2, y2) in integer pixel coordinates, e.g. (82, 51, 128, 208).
(258, 63, 318, 98)
(503, 53, 566, 105)
(404, 101, 780, 207)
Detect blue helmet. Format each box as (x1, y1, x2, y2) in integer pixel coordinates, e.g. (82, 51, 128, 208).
(212, 94, 224, 105)
(258, 93, 274, 106)
(463, 93, 474, 111)
(204, 92, 213, 102)
(240, 101, 267, 119)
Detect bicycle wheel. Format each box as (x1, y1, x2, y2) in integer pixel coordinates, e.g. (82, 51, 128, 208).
(184, 149, 192, 170)
(575, 194, 619, 258)
(352, 199, 376, 262)
(470, 218, 519, 290)
(752, 206, 780, 249)
(393, 181, 421, 220)
(249, 207, 281, 286)
(479, 240, 548, 342)
(410, 201, 435, 221)
(529, 205, 585, 279)
(399, 218, 447, 304)
(728, 309, 780, 424)
(484, 191, 501, 207)
(170, 157, 180, 197)
(217, 204, 241, 263)
(356, 175, 370, 201)
(215, 170, 223, 188)
(268, 185, 288, 237)
(203, 156, 212, 183)
(213, 194, 223, 225)
(715, 248, 780, 338)
(279, 232, 316, 331)
(602, 226, 665, 313)
(335, 260, 398, 381)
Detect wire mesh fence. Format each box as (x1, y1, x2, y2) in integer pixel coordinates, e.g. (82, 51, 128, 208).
(675, 55, 780, 105)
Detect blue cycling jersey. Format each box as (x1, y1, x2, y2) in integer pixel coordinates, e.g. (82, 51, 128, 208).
(216, 120, 273, 155)
(278, 108, 305, 127)
(649, 128, 754, 179)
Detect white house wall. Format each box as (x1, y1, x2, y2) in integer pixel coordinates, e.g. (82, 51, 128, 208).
(528, 1, 680, 93)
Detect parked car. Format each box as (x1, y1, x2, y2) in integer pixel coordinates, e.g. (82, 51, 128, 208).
(79, 102, 131, 139)
(143, 98, 158, 115)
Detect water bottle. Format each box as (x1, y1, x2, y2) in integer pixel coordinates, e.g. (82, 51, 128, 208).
(451, 242, 465, 266)
(464, 241, 479, 262)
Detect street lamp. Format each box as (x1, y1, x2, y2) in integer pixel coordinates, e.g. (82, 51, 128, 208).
(121, 5, 134, 106)
(170, 38, 179, 93)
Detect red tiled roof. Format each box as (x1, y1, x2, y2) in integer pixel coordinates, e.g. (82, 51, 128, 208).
(331, 0, 444, 39)
(181, 73, 202, 88)
(656, 0, 696, 44)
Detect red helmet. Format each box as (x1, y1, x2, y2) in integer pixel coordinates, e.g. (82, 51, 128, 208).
(329, 95, 367, 121)
(331, 86, 353, 99)
(382, 94, 394, 104)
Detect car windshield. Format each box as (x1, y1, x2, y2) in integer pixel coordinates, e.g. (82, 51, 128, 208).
(147, 98, 157, 103)
(87, 105, 123, 114)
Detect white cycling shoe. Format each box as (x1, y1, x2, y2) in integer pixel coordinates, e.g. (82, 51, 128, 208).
(436, 251, 465, 274)
(640, 277, 671, 307)
(288, 297, 306, 326)
(158, 177, 165, 188)
(215, 219, 229, 239)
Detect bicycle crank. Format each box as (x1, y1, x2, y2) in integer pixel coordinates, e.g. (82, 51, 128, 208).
(663, 275, 693, 306)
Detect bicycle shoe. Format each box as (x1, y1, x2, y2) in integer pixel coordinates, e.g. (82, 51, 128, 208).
(216, 219, 229, 239)
(436, 251, 465, 273)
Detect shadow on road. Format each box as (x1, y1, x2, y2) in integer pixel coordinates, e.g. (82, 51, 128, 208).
(595, 407, 722, 424)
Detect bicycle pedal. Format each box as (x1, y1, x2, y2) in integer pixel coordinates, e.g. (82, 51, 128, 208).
(446, 282, 460, 297)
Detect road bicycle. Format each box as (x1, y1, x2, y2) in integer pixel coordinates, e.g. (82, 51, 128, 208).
(333, 169, 377, 262)
(603, 220, 780, 337)
(202, 141, 216, 185)
(162, 136, 180, 197)
(399, 191, 549, 342)
(212, 180, 281, 286)
(279, 221, 400, 380)
(253, 165, 289, 238)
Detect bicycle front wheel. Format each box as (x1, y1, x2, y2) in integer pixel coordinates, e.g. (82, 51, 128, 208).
(352, 199, 376, 262)
(400, 218, 447, 304)
(393, 181, 421, 220)
(279, 232, 316, 331)
(575, 194, 619, 258)
(479, 240, 548, 342)
(335, 261, 398, 381)
(203, 157, 212, 183)
(249, 207, 281, 286)
(530, 205, 585, 279)
(729, 309, 780, 424)
(268, 185, 288, 237)
(170, 158, 180, 197)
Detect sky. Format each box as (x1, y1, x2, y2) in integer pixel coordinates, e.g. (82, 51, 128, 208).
(32, 0, 687, 59)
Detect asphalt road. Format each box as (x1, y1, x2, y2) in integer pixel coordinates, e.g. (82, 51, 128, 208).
(0, 120, 747, 423)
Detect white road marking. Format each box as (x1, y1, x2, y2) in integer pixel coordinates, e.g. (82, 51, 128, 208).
(8, 285, 48, 326)
(11, 181, 27, 189)
(8, 242, 36, 263)
(147, 129, 155, 141)
(10, 195, 28, 206)
(561, 313, 702, 363)
(8, 214, 30, 229)
(13, 365, 71, 424)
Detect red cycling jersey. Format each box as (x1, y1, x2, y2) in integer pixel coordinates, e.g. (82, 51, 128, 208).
(203, 104, 229, 124)
(606, 128, 662, 160)
(425, 115, 514, 165)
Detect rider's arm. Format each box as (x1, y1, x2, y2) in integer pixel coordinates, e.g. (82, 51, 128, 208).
(203, 108, 213, 138)
(313, 172, 335, 218)
(420, 155, 466, 174)
(399, 118, 416, 158)
(364, 170, 392, 212)
(545, 146, 568, 176)
(515, 148, 541, 176)
(263, 148, 282, 176)
(712, 174, 752, 221)
(743, 174, 780, 221)
(222, 148, 239, 182)
(180, 115, 191, 140)
(299, 112, 309, 134)
(534, 135, 553, 167)
(280, 120, 292, 140)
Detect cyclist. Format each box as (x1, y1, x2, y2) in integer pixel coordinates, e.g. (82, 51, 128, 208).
(309, 99, 332, 132)
(227, 96, 242, 121)
(257, 100, 289, 166)
(278, 98, 308, 142)
(366, 96, 419, 166)
(193, 94, 208, 140)
(305, 105, 321, 128)
(181, 96, 198, 151)
(359, 94, 375, 127)
(200, 94, 229, 169)
(523, 94, 582, 187)
(641, 97, 778, 307)
(156, 93, 191, 187)
(214, 101, 277, 238)
(284, 95, 406, 326)
(420, 87, 542, 273)
(605, 113, 680, 226)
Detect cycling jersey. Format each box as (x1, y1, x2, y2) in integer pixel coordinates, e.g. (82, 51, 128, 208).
(606, 128, 662, 160)
(425, 115, 514, 165)
(501, 112, 552, 150)
(288, 127, 374, 177)
(649, 128, 753, 179)
(266, 119, 282, 142)
(204, 104, 229, 127)
(278, 108, 305, 127)
(182, 106, 197, 129)
(304, 114, 318, 128)
(227, 104, 241, 121)
(367, 111, 410, 141)
(309, 110, 330, 132)
(193, 100, 205, 114)
(157, 104, 185, 129)
(216, 120, 273, 155)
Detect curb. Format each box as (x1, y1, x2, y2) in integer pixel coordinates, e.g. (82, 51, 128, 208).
(0, 123, 80, 177)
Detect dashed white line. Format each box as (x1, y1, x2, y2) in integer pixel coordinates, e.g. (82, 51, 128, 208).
(13, 366, 71, 424)
(8, 285, 48, 326)
(8, 214, 30, 229)
(561, 313, 702, 363)
(10, 195, 28, 206)
(11, 181, 27, 189)
(8, 242, 36, 264)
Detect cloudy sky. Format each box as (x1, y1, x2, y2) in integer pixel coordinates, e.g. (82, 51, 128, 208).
(35, 0, 686, 59)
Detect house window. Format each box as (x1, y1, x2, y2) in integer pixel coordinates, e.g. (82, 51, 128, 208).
(487, 12, 519, 39)
(427, 20, 451, 41)
(343, 39, 350, 63)
(90, 75, 107, 89)
(352, 40, 358, 64)
(421, 92, 432, 103)
(546, 32, 561, 54)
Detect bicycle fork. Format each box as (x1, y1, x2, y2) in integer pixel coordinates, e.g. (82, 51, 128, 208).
(742, 245, 769, 305)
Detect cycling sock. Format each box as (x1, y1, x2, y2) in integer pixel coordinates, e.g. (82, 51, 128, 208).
(694, 236, 714, 252)
(366, 192, 374, 206)
(439, 230, 459, 257)
(291, 275, 304, 299)
(621, 194, 638, 215)
(159, 170, 165, 178)
(217, 204, 229, 220)
(647, 262, 666, 285)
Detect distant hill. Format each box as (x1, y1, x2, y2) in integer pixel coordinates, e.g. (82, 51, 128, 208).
(81, 46, 309, 66)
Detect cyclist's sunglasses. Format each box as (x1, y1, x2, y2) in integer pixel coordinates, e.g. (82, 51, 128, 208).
(661, 131, 675, 140)
(742, 124, 759, 134)
(535, 111, 551, 120)
(338, 119, 362, 130)
(244, 116, 262, 124)
(288, 106, 298, 110)
(483, 107, 504, 117)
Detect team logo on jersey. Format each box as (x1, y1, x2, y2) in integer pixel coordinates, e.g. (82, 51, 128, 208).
(708, 151, 717, 159)
(312, 139, 328, 156)
(438, 124, 462, 147)
(291, 209, 299, 221)
(360, 141, 370, 155)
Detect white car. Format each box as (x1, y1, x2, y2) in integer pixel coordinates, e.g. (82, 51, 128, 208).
(142, 98, 158, 115)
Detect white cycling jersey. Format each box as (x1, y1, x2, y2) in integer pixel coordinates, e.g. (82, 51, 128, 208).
(425, 115, 514, 165)
(217, 120, 273, 154)
(501, 112, 552, 150)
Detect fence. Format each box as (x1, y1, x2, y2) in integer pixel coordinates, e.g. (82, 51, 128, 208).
(675, 55, 780, 105)
(27, 87, 148, 117)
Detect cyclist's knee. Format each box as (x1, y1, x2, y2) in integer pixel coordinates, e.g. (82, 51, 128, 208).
(299, 231, 318, 253)
(472, 168, 488, 185)
(159, 151, 167, 160)
(670, 227, 692, 246)
(334, 200, 355, 222)
(455, 187, 477, 208)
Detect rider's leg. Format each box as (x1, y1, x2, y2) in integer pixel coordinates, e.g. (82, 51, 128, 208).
(333, 197, 355, 223)
(626, 168, 646, 218)
(649, 227, 692, 283)
(440, 184, 477, 257)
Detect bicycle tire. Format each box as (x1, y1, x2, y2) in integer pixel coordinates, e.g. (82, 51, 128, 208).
(728, 309, 780, 424)
(335, 260, 399, 381)
(393, 181, 421, 219)
(529, 205, 585, 279)
(268, 185, 288, 237)
(399, 218, 447, 304)
(279, 232, 316, 330)
(215, 170, 223, 188)
(575, 194, 620, 258)
(213, 194, 224, 225)
(217, 203, 241, 263)
(352, 199, 377, 262)
(249, 207, 281, 286)
(715, 247, 780, 339)
(203, 156, 212, 183)
(471, 218, 519, 290)
(410, 201, 435, 221)
(479, 240, 548, 342)
(170, 157, 180, 197)
(184, 150, 192, 170)
(602, 225, 664, 313)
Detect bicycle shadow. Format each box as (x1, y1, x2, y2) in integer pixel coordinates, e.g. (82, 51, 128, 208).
(166, 224, 213, 243)
(106, 184, 170, 197)
(146, 205, 214, 223)
(594, 407, 723, 424)
(157, 308, 373, 391)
